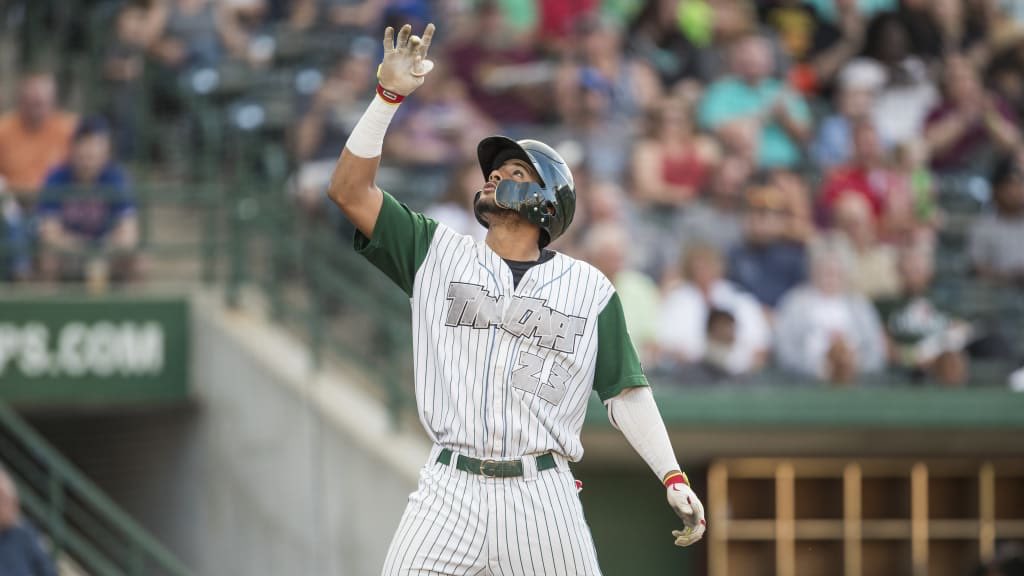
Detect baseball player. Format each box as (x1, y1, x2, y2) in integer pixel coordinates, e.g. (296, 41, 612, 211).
(327, 22, 706, 575)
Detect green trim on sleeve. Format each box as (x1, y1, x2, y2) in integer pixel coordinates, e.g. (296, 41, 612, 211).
(353, 190, 438, 297)
(593, 292, 649, 402)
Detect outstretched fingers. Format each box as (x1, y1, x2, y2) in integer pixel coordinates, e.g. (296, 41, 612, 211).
(419, 23, 435, 58)
(396, 24, 412, 51)
(383, 26, 395, 53)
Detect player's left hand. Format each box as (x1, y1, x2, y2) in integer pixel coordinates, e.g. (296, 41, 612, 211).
(667, 478, 706, 547)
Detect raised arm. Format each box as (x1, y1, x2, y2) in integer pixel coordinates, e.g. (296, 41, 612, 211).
(326, 23, 435, 239)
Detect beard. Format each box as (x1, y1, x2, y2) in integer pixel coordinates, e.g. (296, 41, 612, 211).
(474, 191, 518, 224)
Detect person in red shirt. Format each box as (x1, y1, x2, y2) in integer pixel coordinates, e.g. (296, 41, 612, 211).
(817, 119, 902, 227)
(631, 97, 720, 208)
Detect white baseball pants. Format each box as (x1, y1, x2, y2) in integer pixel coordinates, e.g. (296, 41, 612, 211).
(381, 445, 603, 575)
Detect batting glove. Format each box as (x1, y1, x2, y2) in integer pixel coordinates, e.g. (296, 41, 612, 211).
(665, 472, 706, 547)
(378, 23, 435, 97)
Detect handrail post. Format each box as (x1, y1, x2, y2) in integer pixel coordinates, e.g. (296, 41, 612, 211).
(226, 194, 252, 308)
(130, 543, 145, 576)
(308, 239, 324, 370)
(201, 183, 219, 285)
(382, 322, 403, 430)
(47, 473, 65, 561)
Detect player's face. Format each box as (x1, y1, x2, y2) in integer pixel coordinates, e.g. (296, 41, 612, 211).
(475, 159, 539, 220)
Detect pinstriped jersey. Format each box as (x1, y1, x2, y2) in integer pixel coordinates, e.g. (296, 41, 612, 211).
(356, 192, 648, 461)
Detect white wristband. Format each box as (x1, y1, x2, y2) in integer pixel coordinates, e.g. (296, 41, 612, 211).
(344, 95, 400, 159)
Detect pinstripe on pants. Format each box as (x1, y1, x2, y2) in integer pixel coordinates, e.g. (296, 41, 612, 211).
(381, 446, 602, 576)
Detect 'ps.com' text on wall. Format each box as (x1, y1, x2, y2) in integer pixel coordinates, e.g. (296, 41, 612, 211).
(0, 298, 189, 406)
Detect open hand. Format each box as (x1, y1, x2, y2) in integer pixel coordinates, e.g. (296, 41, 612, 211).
(379, 23, 435, 96)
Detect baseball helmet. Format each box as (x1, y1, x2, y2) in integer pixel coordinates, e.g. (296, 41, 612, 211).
(474, 136, 576, 248)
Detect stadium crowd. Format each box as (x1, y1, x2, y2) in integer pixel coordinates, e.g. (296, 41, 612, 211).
(2, 0, 1024, 392)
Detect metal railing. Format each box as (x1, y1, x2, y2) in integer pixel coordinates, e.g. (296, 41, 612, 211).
(223, 171, 416, 424)
(1, 181, 227, 286)
(0, 400, 193, 576)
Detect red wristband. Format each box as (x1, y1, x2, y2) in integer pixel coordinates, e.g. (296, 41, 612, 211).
(376, 84, 405, 104)
(664, 471, 690, 488)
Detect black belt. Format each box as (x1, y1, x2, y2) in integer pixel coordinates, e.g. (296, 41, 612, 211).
(437, 448, 557, 478)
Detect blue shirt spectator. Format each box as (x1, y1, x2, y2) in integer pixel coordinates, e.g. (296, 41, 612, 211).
(729, 242, 807, 309)
(727, 184, 808, 308)
(0, 468, 57, 576)
(36, 116, 140, 283)
(39, 164, 135, 242)
(0, 521, 57, 576)
(698, 35, 812, 169)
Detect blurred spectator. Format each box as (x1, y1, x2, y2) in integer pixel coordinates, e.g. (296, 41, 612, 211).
(424, 160, 486, 242)
(538, 0, 597, 51)
(0, 467, 57, 576)
(728, 184, 808, 309)
(765, 168, 815, 242)
(675, 155, 752, 264)
(1, 189, 30, 281)
(583, 222, 661, 363)
(564, 15, 662, 121)
(631, 97, 719, 208)
(988, 35, 1024, 122)
(924, 54, 1021, 174)
(845, 14, 939, 148)
(149, 0, 248, 70)
(0, 72, 77, 200)
(478, 0, 538, 40)
(833, 193, 902, 300)
(818, 119, 901, 228)
(876, 243, 970, 386)
(552, 66, 633, 182)
(655, 243, 771, 377)
(689, 0, 761, 77)
(290, 47, 375, 213)
(446, 1, 548, 128)
(578, 179, 626, 229)
(812, 60, 884, 169)
(968, 152, 1024, 285)
(627, 0, 712, 88)
(386, 68, 496, 169)
(555, 15, 662, 181)
(290, 0, 390, 32)
(884, 141, 940, 245)
(758, 0, 866, 94)
(104, 2, 164, 160)
(899, 0, 997, 68)
(627, 0, 755, 87)
(37, 118, 140, 284)
(774, 235, 887, 385)
(697, 33, 812, 169)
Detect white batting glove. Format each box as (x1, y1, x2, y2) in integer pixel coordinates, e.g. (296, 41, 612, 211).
(665, 473, 706, 547)
(379, 23, 435, 97)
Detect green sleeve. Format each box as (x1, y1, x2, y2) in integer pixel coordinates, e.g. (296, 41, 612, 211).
(353, 190, 438, 297)
(593, 292, 650, 402)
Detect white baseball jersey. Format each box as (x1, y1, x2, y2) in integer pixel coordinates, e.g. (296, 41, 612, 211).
(357, 191, 648, 575)
(357, 192, 648, 461)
